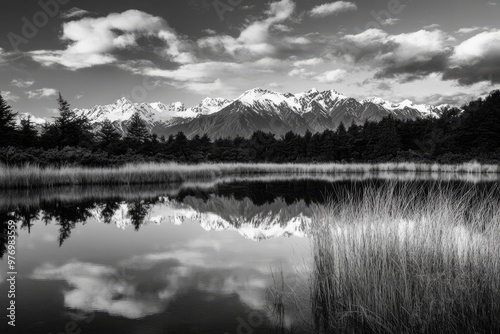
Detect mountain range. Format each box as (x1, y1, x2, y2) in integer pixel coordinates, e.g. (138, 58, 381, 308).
(24, 88, 451, 139)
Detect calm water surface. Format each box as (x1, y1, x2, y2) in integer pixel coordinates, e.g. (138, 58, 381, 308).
(1, 176, 499, 333)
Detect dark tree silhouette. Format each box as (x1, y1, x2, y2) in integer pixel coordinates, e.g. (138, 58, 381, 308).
(98, 118, 122, 149)
(18, 115, 39, 147)
(0, 93, 18, 147)
(126, 111, 149, 144)
(41, 93, 93, 148)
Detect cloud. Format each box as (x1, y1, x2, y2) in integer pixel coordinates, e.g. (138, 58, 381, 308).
(30, 10, 194, 70)
(381, 18, 400, 26)
(132, 58, 287, 95)
(309, 1, 357, 17)
(288, 67, 316, 79)
(315, 69, 348, 83)
(32, 262, 164, 319)
(273, 24, 293, 32)
(26, 1, 327, 97)
(11, 79, 35, 88)
(342, 29, 454, 81)
(423, 24, 441, 30)
(444, 29, 500, 85)
(414, 92, 481, 106)
(197, 0, 297, 60)
(455, 26, 486, 35)
(62, 7, 91, 19)
(2, 91, 20, 102)
(293, 57, 324, 67)
(450, 30, 500, 64)
(268, 82, 284, 89)
(203, 28, 216, 35)
(25, 88, 58, 99)
(0, 47, 8, 65)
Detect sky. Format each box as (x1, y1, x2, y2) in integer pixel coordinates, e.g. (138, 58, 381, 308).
(0, 0, 499, 119)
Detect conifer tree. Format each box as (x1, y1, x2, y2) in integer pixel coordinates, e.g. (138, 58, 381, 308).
(43, 93, 93, 148)
(0, 93, 18, 146)
(126, 112, 149, 143)
(98, 119, 121, 148)
(18, 115, 38, 147)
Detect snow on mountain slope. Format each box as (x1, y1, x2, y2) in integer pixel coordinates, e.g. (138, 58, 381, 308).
(25, 87, 451, 139)
(71, 88, 449, 127)
(237, 88, 301, 114)
(190, 97, 232, 115)
(74, 97, 231, 126)
(363, 97, 448, 117)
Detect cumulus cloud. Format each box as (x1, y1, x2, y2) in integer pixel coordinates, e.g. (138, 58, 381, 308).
(11, 79, 35, 88)
(25, 88, 58, 99)
(444, 29, 500, 85)
(2, 91, 20, 102)
(309, 1, 357, 17)
(342, 28, 454, 81)
(30, 10, 194, 70)
(197, 0, 297, 60)
(450, 30, 500, 64)
(315, 69, 348, 83)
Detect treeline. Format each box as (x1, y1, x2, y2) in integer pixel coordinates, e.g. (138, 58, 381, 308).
(1, 90, 500, 166)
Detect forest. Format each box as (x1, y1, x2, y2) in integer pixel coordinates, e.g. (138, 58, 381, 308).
(1, 90, 500, 166)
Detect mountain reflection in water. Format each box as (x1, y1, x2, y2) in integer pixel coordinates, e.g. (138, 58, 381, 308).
(1, 177, 499, 334)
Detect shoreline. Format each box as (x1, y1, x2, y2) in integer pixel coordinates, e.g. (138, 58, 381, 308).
(1, 162, 499, 189)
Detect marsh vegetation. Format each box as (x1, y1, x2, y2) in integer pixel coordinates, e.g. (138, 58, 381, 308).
(310, 184, 500, 333)
(1, 161, 499, 188)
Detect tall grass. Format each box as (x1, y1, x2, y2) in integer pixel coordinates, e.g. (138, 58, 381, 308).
(0, 162, 499, 188)
(310, 184, 500, 333)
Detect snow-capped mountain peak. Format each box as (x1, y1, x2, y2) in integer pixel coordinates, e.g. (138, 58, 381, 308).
(235, 88, 302, 115)
(362, 97, 449, 117)
(116, 97, 132, 106)
(32, 87, 453, 139)
(190, 97, 231, 115)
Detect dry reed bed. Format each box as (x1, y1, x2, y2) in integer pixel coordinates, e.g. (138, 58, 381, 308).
(0, 162, 499, 188)
(310, 185, 500, 333)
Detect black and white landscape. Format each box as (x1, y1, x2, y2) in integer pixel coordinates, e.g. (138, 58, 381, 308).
(1, 0, 500, 333)
(70, 88, 449, 139)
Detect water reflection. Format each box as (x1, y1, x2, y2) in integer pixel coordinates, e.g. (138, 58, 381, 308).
(2, 179, 499, 254)
(1, 177, 499, 333)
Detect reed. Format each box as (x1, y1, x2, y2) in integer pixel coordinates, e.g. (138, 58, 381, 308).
(1, 162, 499, 188)
(310, 184, 500, 333)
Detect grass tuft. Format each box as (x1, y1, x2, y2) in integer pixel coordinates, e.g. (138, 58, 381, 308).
(310, 183, 500, 333)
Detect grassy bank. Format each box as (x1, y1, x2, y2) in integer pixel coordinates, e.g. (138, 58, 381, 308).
(0, 162, 499, 188)
(310, 184, 500, 333)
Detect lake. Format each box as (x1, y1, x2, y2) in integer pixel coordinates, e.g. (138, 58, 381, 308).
(1, 175, 500, 333)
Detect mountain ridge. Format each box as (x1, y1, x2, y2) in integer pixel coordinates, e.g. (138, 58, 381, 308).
(20, 88, 451, 139)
